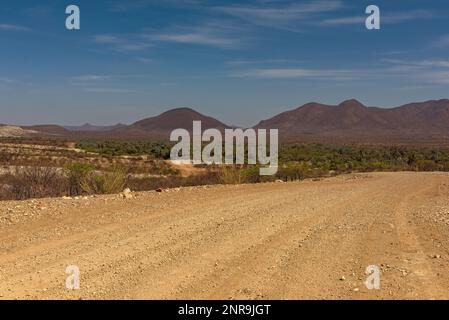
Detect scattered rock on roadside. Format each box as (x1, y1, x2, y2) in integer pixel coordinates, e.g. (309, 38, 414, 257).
(121, 188, 133, 199)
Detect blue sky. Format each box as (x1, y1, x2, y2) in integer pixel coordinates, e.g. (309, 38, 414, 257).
(1, 0, 449, 127)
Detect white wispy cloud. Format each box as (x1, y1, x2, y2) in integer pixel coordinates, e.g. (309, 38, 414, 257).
(68, 74, 147, 90)
(0, 77, 32, 89)
(68, 75, 140, 93)
(25, 5, 53, 17)
(107, 0, 200, 12)
(397, 84, 439, 92)
(93, 35, 122, 44)
(93, 34, 151, 52)
(215, 0, 343, 31)
(383, 58, 449, 85)
(422, 71, 449, 85)
(377, 50, 410, 56)
(226, 59, 296, 66)
(384, 58, 449, 69)
(84, 87, 138, 93)
(319, 16, 364, 26)
(320, 9, 434, 26)
(107, 0, 154, 12)
(0, 77, 17, 84)
(231, 56, 449, 84)
(151, 32, 237, 47)
(136, 57, 153, 64)
(435, 34, 449, 47)
(94, 16, 242, 50)
(0, 24, 31, 32)
(233, 67, 356, 80)
(70, 75, 113, 82)
(382, 10, 434, 23)
(145, 21, 243, 48)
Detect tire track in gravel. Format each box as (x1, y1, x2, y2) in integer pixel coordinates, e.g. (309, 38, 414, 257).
(1, 172, 449, 300)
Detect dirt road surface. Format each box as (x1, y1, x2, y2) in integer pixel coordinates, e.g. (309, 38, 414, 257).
(1, 172, 448, 300)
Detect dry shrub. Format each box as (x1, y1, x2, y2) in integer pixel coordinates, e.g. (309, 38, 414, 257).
(81, 165, 127, 195)
(64, 162, 94, 196)
(217, 166, 248, 184)
(127, 171, 219, 191)
(6, 167, 66, 200)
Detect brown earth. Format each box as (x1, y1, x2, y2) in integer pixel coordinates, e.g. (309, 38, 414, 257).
(0, 172, 448, 300)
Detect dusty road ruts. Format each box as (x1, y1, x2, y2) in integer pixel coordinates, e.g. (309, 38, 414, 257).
(0, 172, 448, 299)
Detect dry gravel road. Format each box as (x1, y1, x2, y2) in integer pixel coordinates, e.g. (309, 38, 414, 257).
(1, 172, 449, 300)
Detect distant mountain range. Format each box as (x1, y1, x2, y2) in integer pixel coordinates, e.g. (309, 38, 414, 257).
(110, 108, 229, 139)
(3, 99, 449, 144)
(64, 123, 127, 132)
(256, 99, 449, 143)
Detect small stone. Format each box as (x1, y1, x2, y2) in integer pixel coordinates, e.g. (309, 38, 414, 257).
(340, 276, 346, 281)
(122, 193, 133, 199)
(121, 188, 133, 199)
